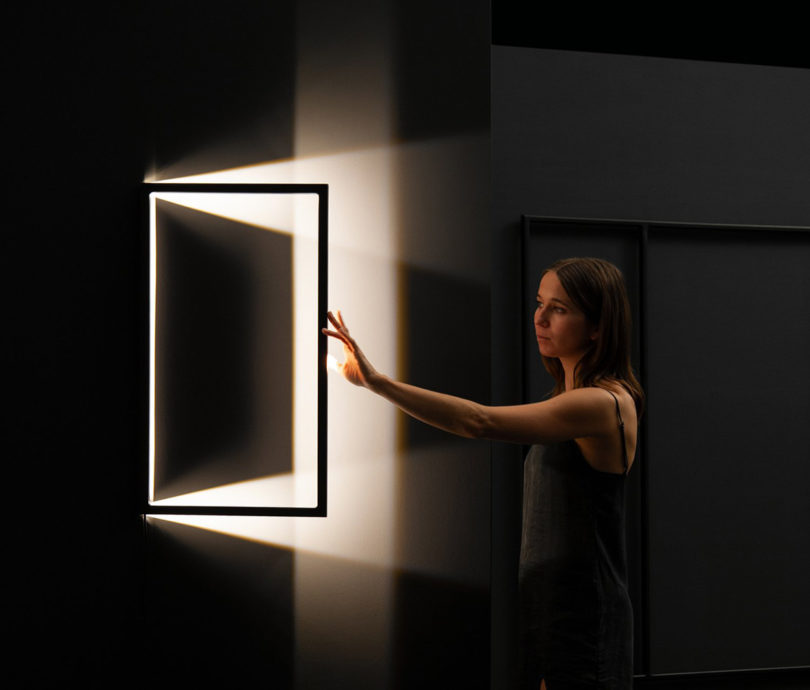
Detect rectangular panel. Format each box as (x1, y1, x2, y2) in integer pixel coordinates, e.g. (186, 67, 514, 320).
(645, 226, 810, 673)
(145, 183, 328, 516)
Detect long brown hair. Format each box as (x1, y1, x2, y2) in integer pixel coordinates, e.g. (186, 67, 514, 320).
(541, 257, 644, 415)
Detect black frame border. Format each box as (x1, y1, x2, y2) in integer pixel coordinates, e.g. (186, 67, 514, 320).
(142, 183, 328, 517)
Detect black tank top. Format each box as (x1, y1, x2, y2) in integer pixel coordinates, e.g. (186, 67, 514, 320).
(519, 390, 633, 689)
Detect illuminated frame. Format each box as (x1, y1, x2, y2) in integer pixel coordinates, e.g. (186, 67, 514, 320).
(144, 183, 328, 517)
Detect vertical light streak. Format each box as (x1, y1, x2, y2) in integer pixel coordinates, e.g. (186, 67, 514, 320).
(148, 192, 157, 503)
(148, 191, 321, 509)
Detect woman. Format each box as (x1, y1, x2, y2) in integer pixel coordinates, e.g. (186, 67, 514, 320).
(323, 257, 643, 689)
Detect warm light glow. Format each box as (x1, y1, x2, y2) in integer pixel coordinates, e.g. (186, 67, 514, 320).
(146, 144, 400, 570)
(146, 448, 397, 568)
(326, 353, 339, 373)
(142, 8, 489, 682)
(148, 197, 157, 502)
(149, 471, 312, 507)
(148, 190, 321, 509)
(146, 135, 486, 578)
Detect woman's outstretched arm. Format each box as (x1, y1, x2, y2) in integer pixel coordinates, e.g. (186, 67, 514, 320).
(323, 311, 619, 445)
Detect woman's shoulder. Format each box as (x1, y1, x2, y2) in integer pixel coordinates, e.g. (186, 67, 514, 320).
(548, 386, 629, 426)
(552, 382, 636, 426)
(556, 381, 628, 403)
(586, 380, 637, 425)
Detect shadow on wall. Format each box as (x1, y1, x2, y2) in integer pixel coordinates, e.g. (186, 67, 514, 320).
(391, 268, 492, 690)
(392, 570, 491, 689)
(154, 200, 293, 500)
(144, 519, 294, 687)
(143, 0, 296, 180)
(392, 0, 489, 141)
(388, 0, 492, 684)
(397, 266, 490, 449)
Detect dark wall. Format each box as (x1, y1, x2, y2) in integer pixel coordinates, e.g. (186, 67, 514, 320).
(490, 45, 810, 688)
(10, 0, 297, 682)
(10, 3, 152, 685)
(10, 1, 491, 688)
(644, 226, 809, 674)
(491, 4, 810, 70)
(492, 48, 810, 230)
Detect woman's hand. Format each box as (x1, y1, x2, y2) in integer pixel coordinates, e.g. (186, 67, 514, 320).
(322, 310, 380, 388)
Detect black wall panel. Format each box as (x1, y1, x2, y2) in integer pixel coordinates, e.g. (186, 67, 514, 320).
(645, 227, 810, 673)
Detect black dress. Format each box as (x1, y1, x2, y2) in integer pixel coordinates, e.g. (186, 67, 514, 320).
(519, 391, 633, 689)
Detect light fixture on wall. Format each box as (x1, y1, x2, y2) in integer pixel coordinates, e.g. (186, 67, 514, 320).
(144, 183, 328, 517)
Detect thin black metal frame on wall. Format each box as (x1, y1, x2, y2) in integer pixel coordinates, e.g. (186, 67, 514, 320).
(143, 183, 328, 517)
(521, 215, 810, 682)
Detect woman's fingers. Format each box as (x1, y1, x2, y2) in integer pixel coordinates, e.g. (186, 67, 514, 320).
(322, 311, 373, 387)
(327, 310, 349, 332)
(324, 310, 361, 359)
(328, 311, 350, 335)
(322, 325, 355, 353)
(322, 327, 347, 343)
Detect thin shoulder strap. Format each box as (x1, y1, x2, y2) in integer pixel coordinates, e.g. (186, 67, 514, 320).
(606, 390, 629, 476)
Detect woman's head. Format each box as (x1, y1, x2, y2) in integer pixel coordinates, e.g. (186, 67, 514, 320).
(539, 257, 644, 413)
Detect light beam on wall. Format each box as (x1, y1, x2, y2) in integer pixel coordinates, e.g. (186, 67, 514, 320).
(144, 145, 401, 571)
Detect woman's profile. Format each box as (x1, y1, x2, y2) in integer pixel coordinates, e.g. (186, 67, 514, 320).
(323, 257, 643, 689)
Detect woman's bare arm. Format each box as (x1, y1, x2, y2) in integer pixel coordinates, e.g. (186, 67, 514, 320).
(371, 377, 617, 444)
(323, 311, 618, 445)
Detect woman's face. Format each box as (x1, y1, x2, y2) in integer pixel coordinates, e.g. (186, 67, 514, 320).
(534, 271, 596, 360)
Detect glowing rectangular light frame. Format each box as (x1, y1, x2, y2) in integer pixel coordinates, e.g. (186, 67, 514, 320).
(144, 183, 328, 517)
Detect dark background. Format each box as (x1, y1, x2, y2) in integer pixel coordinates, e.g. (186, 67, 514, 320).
(8, 1, 809, 687)
(489, 12, 810, 690)
(492, 2, 810, 70)
(516, 220, 810, 686)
